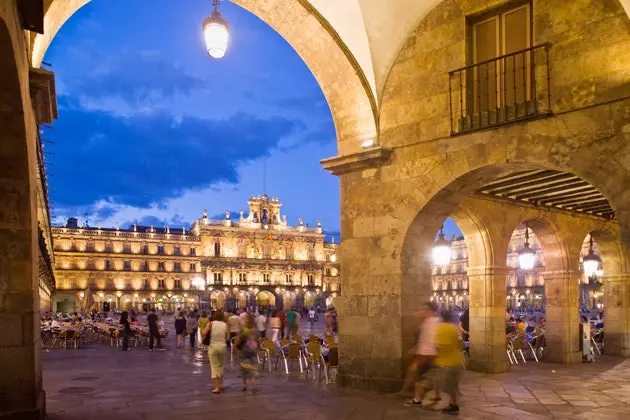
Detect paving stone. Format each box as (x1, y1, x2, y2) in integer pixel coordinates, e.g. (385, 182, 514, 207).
(42, 335, 630, 419)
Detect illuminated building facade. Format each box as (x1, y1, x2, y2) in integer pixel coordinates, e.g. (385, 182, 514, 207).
(52, 195, 340, 313)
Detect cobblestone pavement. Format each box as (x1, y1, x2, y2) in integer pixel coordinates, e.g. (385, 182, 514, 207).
(44, 327, 630, 419)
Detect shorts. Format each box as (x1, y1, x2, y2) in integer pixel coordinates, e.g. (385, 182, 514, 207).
(416, 360, 433, 381)
(434, 367, 461, 395)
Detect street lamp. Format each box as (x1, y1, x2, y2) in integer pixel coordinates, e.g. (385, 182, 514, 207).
(203, 0, 230, 59)
(432, 225, 451, 266)
(583, 234, 601, 277)
(518, 222, 536, 270)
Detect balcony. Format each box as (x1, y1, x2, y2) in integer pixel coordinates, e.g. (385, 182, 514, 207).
(448, 44, 551, 135)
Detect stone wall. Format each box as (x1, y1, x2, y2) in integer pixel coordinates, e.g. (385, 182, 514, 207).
(337, 0, 630, 390)
(0, 1, 46, 418)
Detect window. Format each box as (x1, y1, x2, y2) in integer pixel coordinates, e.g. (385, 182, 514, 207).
(124, 260, 131, 271)
(189, 247, 196, 256)
(104, 259, 111, 271)
(141, 244, 148, 254)
(144, 261, 150, 271)
(214, 242, 221, 257)
(174, 279, 182, 289)
(263, 273, 271, 283)
(105, 244, 113, 253)
(262, 244, 270, 259)
(285, 247, 293, 261)
(470, 3, 531, 112)
(86, 242, 95, 252)
(214, 272, 223, 284)
(158, 262, 165, 272)
(238, 244, 247, 258)
(238, 273, 247, 283)
(174, 262, 181, 272)
(307, 274, 314, 286)
(143, 279, 150, 289)
(325, 267, 331, 276)
(285, 274, 292, 285)
(174, 246, 181, 256)
(158, 279, 166, 289)
(123, 244, 131, 254)
(157, 245, 165, 255)
(189, 263, 197, 272)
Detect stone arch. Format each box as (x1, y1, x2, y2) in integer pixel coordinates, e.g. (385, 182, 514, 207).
(255, 290, 276, 307)
(32, 0, 377, 154)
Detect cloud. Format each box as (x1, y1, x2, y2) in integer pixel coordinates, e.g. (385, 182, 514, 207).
(45, 97, 302, 208)
(64, 51, 207, 116)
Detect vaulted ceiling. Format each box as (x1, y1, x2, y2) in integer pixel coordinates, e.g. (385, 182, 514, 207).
(477, 170, 615, 220)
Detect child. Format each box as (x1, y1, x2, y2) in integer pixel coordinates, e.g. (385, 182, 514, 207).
(236, 313, 260, 393)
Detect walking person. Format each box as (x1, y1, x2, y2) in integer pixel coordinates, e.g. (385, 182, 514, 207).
(147, 308, 163, 351)
(324, 309, 333, 336)
(227, 310, 242, 344)
(188, 311, 199, 349)
(203, 310, 229, 394)
(256, 311, 267, 338)
(308, 307, 316, 327)
(198, 311, 209, 351)
(119, 311, 131, 351)
(269, 310, 282, 343)
(430, 310, 463, 414)
(286, 307, 297, 339)
(236, 313, 260, 393)
(276, 307, 286, 339)
(404, 302, 440, 407)
(175, 311, 187, 348)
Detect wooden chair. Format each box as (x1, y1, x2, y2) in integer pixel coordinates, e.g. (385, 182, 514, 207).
(326, 347, 339, 384)
(60, 330, 79, 349)
(324, 335, 336, 347)
(293, 334, 303, 345)
(276, 342, 303, 374)
(305, 342, 329, 383)
(260, 339, 278, 373)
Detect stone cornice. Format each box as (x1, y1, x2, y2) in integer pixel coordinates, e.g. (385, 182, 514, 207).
(320, 147, 392, 175)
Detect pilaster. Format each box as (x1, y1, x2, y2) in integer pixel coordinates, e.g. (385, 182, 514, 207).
(542, 270, 581, 364)
(467, 266, 511, 373)
(603, 274, 630, 356)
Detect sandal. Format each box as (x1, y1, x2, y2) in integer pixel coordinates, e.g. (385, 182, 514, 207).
(211, 388, 220, 394)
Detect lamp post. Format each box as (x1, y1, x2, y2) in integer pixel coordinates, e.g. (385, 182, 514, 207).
(518, 222, 536, 270)
(202, 0, 230, 58)
(432, 225, 451, 266)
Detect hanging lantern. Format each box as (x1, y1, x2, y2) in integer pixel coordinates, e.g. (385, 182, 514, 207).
(203, 0, 230, 59)
(432, 225, 451, 266)
(518, 222, 536, 270)
(583, 234, 601, 276)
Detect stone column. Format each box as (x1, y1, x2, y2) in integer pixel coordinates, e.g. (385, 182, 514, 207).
(467, 266, 510, 373)
(603, 274, 630, 356)
(542, 270, 581, 363)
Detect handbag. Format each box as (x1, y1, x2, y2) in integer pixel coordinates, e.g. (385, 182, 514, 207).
(202, 324, 211, 346)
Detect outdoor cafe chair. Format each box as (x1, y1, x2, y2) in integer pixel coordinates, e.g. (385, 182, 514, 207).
(276, 342, 303, 374)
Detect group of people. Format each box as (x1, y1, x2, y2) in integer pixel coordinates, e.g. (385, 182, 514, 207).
(403, 302, 463, 414)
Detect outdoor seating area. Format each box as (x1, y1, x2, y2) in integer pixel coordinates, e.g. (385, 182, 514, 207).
(255, 333, 338, 384)
(41, 319, 169, 350)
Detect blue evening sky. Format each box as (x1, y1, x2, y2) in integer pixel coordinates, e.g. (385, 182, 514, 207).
(43, 0, 461, 240)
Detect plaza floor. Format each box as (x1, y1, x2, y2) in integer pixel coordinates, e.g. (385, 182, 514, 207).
(43, 331, 630, 420)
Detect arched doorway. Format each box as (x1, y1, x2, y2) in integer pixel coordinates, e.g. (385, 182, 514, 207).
(304, 291, 315, 308)
(210, 290, 226, 310)
(255, 291, 276, 308)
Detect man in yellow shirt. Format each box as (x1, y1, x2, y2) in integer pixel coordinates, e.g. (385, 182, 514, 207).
(432, 315, 462, 414)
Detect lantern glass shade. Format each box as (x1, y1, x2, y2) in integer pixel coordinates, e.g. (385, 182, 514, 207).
(518, 245, 536, 270)
(583, 253, 600, 276)
(203, 17, 229, 58)
(432, 236, 452, 266)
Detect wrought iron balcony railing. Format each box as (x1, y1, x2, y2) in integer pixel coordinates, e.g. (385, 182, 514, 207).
(449, 43, 552, 135)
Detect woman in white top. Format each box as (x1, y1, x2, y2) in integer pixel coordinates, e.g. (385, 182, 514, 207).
(203, 310, 229, 394)
(269, 310, 282, 344)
